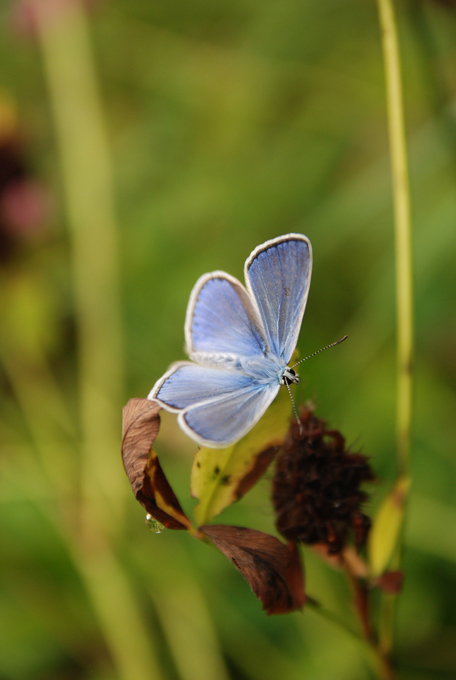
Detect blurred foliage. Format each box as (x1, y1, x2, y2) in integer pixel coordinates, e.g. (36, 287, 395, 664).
(1, 0, 456, 678)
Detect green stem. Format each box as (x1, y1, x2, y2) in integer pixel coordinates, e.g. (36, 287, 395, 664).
(33, 0, 125, 530)
(306, 597, 362, 641)
(376, 0, 414, 478)
(33, 3, 162, 679)
(376, 0, 414, 659)
(307, 597, 394, 680)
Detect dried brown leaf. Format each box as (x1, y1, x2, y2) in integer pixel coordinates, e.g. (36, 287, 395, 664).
(373, 570, 404, 594)
(200, 525, 305, 615)
(122, 398, 191, 530)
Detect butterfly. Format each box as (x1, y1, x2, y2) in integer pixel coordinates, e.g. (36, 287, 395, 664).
(148, 234, 312, 448)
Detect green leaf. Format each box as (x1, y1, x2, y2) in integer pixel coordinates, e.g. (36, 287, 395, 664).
(191, 385, 293, 526)
(368, 475, 410, 577)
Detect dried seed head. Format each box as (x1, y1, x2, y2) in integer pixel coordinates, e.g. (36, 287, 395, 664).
(272, 404, 374, 554)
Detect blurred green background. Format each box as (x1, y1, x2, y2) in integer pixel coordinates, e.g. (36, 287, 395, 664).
(1, 0, 456, 678)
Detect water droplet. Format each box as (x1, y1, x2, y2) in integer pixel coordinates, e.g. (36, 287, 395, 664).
(145, 514, 165, 534)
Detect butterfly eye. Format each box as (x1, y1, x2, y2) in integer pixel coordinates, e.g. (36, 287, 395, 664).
(281, 368, 300, 386)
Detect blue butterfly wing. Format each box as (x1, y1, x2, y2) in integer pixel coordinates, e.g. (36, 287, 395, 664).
(149, 361, 279, 447)
(149, 362, 256, 411)
(185, 272, 267, 360)
(149, 234, 312, 447)
(180, 381, 280, 447)
(245, 234, 312, 363)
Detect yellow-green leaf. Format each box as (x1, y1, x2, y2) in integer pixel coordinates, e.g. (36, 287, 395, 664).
(368, 475, 411, 577)
(191, 385, 293, 526)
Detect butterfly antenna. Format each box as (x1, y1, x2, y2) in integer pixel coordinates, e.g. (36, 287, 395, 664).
(290, 335, 348, 368)
(284, 382, 303, 435)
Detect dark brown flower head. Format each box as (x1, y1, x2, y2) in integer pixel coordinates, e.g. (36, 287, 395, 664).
(272, 404, 374, 554)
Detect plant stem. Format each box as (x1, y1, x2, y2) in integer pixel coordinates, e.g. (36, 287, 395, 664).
(376, 0, 414, 479)
(33, 3, 163, 679)
(343, 559, 396, 680)
(306, 596, 363, 642)
(33, 0, 125, 529)
(376, 0, 414, 660)
(307, 596, 394, 680)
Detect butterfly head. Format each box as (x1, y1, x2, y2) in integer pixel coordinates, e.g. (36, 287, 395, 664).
(280, 367, 300, 386)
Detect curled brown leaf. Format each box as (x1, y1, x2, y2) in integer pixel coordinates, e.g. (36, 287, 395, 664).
(200, 525, 305, 615)
(122, 398, 191, 530)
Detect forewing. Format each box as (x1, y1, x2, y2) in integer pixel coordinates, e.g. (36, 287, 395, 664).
(148, 362, 256, 412)
(185, 272, 267, 359)
(245, 234, 312, 363)
(180, 382, 280, 448)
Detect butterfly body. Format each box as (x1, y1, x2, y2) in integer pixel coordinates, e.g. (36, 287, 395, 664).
(149, 234, 312, 448)
(189, 351, 288, 384)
